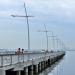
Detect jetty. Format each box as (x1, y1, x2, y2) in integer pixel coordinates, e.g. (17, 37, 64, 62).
(0, 51, 65, 75)
(0, 2, 66, 75)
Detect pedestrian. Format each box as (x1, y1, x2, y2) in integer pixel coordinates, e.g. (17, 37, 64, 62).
(22, 49, 24, 54)
(16, 48, 21, 54)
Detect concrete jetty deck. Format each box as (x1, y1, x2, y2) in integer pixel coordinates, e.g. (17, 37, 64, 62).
(0, 51, 65, 75)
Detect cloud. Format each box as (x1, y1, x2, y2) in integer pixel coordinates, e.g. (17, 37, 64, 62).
(0, 0, 75, 49)
(0, 0, 13, 5)
(0, 10, 24, 17)
(0, 0, 75, 18)
(0, 0, 19, 5)
(21, 0, 75, 19)
(0, 0, 75, 23)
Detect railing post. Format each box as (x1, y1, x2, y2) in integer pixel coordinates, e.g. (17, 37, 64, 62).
(28, 53, 30, 61)
(1, 56, 3, 67)
(10, 55, 12, 65)
(18, 55, 19, 63)
(23, 54, 24, 63)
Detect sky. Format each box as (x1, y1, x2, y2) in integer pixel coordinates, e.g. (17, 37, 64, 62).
(0, 0, 75, 50)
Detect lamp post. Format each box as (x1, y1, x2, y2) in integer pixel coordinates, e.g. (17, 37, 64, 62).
(11, 3, 33, 51)
(48, 35, 57, 51)
(38, 24, 49, 51)
(44, 24, 48, 51)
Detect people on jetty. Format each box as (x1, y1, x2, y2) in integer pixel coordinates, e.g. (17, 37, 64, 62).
(22, 49, 24, 54)
(15, 48, 24, 54)
(16, 48, 21, 54)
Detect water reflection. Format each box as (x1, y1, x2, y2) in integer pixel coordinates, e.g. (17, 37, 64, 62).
(39, 56, 65, 75)
(56, 51, 75, 75)
(39, 51, 75, 75)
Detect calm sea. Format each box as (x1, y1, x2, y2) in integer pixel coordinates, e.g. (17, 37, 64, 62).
(39, 51, 75, 75)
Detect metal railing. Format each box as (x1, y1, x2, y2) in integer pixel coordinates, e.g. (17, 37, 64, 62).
(0, 51, 65, 67)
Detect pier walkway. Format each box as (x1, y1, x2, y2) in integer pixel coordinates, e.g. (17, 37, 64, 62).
(0, 51, 65, 75)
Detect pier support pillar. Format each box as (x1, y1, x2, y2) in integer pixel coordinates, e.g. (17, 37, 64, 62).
(44, 61, 47, 68)
(48, 59, 50, 66)
(17, 70, 21, 75)
(44, 61, 46, 68)
(31, 65, 34, 75)
(0, 70, 5, 75)
(41, 62, 42, 71)
(25, 67, 28, 75)
(43, 61, 45, 69)
(24, 68, 26, 75)
(35, 65, 38, 74)
(41, 61, 44, 70)
(46, 60, 48, 67)
(38, 62, 42, 72)
(49, 58, 51, 65)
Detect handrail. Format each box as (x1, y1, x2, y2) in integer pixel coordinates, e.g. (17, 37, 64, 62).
(0, 51, 65, 67)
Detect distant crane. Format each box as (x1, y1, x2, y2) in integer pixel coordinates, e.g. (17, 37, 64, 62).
(11, 3, 33, 51)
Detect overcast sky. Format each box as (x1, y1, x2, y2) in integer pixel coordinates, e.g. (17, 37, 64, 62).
(0, 0, 75, 50)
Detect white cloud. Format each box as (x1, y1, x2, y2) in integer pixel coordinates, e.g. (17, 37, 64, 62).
(21, 0, 75, 18)
(0, 0, 75, 19)
(0, 0, 14, 4)
(0, 0, 75, 49)
(0, 10, 23, 17)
